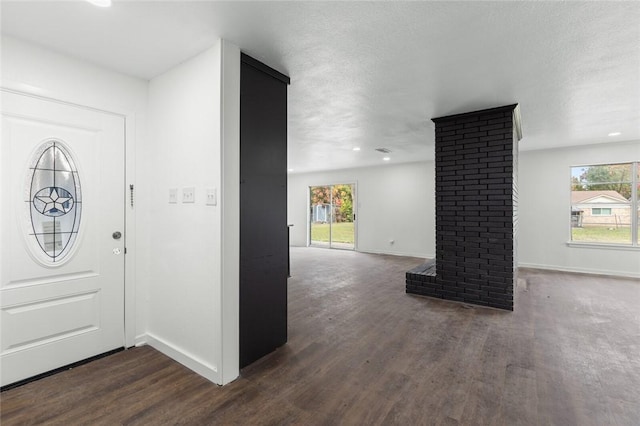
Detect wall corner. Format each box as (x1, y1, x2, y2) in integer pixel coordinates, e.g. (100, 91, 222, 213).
(219, 39, 241, 384)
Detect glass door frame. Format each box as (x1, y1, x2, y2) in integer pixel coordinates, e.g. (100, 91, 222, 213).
(307, 182, 357, 250)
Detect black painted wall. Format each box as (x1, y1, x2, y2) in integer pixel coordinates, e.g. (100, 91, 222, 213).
(239, 54, 290, 368)
(406, 104, 521, 310)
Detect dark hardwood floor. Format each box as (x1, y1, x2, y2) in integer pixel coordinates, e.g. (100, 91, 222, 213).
(2, 247, 639, 425)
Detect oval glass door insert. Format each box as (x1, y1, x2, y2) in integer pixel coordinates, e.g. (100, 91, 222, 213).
(27, 140, 82, 264)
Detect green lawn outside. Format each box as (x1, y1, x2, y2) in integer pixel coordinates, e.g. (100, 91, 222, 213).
(313, 224, 633, 244)
(313, 224, 634, 244)
(571, 226, 633, 244)
(311, 222, 354, 244)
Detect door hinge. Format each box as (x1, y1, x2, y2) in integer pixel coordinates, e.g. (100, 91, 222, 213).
(129, 184, 134, 208)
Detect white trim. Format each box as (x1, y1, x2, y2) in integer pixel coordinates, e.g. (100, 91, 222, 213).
(574, 203, 628, 210)
(574, 197, 629, 205)
(219, 39, 240, 386)
(134, 334, 147, 347)
(518, 262, 640, 279)
(307, 182, 358, 251)
(566, 241, 640, 251)
(123, 113, 137, 349)
(1, 84, 127, 119)
(632, 161, 639, 247)
(143, 333, 219, 383)
(569, 161, 639, 248)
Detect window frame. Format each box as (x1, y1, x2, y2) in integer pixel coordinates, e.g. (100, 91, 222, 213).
(591, 207, 612, 216)
(569, 161, 639, 249)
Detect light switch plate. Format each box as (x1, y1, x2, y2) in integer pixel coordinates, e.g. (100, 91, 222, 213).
(182, 187, 195, 203)
(206, 187, 217, 206)
(169, 187, 178, 204)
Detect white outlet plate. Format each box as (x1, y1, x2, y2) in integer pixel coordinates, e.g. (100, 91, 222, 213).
(206, 187, 217, 206)
(182, 187, 195, 203)
(169, 187, 178, 204)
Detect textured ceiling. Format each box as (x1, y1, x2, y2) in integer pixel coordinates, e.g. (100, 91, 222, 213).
(2, 1, 639, 173)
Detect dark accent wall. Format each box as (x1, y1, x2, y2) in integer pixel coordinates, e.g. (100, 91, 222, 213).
(239, 53, 290, 368)
(406, 104, 521, 311)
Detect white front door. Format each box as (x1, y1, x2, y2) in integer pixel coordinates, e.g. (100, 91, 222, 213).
(0, 91, 126, 387)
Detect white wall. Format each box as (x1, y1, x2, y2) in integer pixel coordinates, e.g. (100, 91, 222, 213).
(288, 161, 435, 258)
(0, 36, 147, 115)
(5, 35, 636, 390)
(144, 40, 240, 384)
(2, 36, 241, 385)
(290, 143, 640, 279)
(1, 35, 148, 347)
(519, 140, 640, 277)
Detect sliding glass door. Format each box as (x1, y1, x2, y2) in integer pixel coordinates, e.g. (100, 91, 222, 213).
(309, 184, 355, 250)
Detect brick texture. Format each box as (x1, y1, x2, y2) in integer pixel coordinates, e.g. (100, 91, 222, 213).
(406, 105, 520, 310)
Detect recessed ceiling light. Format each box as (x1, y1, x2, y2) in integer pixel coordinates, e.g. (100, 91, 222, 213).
(86, 0, 112, 7)
(383, 157, 390, 161)
(353, 147, 361, 151)
(608, 132, 621, 137)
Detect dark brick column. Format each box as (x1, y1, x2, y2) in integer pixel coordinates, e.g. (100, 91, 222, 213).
(406, 104, 522, 310)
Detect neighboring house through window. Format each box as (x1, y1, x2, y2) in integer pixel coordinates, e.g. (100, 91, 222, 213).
(570, 162, 639, 246)
(591, 207, 612, 216)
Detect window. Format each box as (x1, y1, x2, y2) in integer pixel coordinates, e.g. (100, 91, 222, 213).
(26, 140, 82, 264)
(570, 162, 638, 246)
(591, 208, 612, 216)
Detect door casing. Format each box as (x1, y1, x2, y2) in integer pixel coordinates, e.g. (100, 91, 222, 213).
(307, 182, 357, 250)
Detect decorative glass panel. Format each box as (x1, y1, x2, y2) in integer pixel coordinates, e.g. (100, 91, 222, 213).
(26, 140, 82, 264)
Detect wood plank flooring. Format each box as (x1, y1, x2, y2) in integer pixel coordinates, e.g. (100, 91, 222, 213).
(2, 247, 639, 425)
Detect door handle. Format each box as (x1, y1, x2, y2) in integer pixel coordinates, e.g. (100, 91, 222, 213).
(112, 231, 122, 240)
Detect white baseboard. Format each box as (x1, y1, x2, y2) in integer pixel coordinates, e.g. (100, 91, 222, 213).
(518, 262, 640, 279)
(142, 332, 220, 384)
(134, 334, 147, 347)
